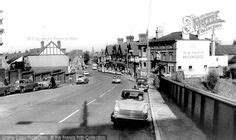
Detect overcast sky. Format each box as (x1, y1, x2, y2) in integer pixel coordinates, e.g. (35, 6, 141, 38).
(0, 0, 235, 53)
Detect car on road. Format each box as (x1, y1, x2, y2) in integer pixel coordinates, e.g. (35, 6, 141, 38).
(0, 82, 11, 96)
(92, 63, 97, 70)
(12, 79, 38, 93)
(76, 74, 89, 84)
(111, 89, 149, 124)
(112, 76, 121, 84)
(83, 71, 90, 76)
(136, 77, 149, 92)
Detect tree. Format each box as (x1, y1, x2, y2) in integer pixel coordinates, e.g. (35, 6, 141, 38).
(83, 51, 90, 65)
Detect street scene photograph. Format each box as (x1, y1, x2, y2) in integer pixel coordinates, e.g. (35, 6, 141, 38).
(0, 0, 236, 140)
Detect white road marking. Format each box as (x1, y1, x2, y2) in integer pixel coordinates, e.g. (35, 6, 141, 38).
(99, 85, 117, 98)
(87, 99, 96, 105)
(58, 109, 80, 123)
(106, 85, 117, 95)
(58, 84, 117, 123)
(39, 133, 45, 135)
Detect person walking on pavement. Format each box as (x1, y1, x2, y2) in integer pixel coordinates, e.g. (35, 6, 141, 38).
(50, 76, 56, 88)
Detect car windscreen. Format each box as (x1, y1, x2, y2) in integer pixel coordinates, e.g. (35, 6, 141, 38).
(121, 91, 144, 101)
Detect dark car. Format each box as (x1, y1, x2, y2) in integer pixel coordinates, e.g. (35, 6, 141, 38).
(0, 82, 11, 96)
(111, 89, 149, 124)
(136, 77, 149, 92)
(12, 79, 38, 93)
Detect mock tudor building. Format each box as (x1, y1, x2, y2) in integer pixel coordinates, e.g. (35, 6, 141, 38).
(25, 41, 69, 73)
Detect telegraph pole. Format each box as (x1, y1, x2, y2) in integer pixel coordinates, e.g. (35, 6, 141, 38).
(146, 30, 151, 77)
(146, 0, 152, 77)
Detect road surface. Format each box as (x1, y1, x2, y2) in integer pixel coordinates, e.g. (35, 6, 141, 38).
(0, 70, 155, 140)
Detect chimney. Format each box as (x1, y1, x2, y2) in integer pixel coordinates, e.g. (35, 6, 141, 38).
(57, 40, 61, 48)
(139, 33, 147, 42)
(41, 41, 44, 48)
(117, 38, 124, 44)
(156, 27, 163, 39)
(210, 41, 215, 56)
(126, 35, 134, 43)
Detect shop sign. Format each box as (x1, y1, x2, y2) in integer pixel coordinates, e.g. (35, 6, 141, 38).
(182, 11, 225, 35)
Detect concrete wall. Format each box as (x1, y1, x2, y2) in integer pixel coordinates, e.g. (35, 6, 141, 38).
(158, 76, 236, 140)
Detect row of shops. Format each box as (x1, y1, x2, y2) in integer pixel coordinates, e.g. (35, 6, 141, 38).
(99, 28, 231, 78)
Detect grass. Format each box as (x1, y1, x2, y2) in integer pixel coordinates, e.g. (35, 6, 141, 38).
(183, 78, 236, 101)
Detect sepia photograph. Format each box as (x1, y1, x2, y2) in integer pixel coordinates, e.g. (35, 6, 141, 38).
(0, 0, 235, 140)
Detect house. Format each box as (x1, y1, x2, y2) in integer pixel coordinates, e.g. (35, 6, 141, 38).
(149, 31, 226, 78)
(25, 41, 69, 73)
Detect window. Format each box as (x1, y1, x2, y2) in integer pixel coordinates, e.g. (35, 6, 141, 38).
(169, 53, 173, 61)
(162, 53, 166, 60)
(189, 66, 192, 70)
(143, 48, 146, 53)
(143, 62, 147, 67)
(178, 66, 182, 70)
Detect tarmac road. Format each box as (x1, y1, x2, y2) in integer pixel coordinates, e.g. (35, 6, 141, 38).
(0, 70, 155, 140)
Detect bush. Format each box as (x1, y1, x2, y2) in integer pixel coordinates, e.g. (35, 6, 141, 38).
(204, 71, 219, 93)
(171, 71, 185, 83)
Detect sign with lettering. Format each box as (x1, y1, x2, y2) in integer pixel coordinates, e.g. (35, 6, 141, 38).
(182, 11, 225, 35)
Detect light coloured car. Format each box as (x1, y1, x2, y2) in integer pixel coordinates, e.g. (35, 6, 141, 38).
(83, 71, 90, 76)
(111, 89, 149, 124)
(38, 77, 51, 89)
(92, 63, 97, 70)
(115, 71, 122, 75)
(112, 76, 121, 84)
(76, 74, 89, 84)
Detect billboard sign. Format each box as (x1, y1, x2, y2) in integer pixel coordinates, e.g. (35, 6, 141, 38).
(182, 11, 225, 35)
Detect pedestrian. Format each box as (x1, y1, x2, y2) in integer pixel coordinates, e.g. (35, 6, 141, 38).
(50, 76, 56, 88)
(4, 78, 8, 86)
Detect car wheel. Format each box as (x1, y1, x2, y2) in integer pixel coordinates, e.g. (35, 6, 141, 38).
(21, 88, 25, 93)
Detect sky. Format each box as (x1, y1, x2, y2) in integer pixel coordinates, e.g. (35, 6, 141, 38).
(0, 0, 235, 53)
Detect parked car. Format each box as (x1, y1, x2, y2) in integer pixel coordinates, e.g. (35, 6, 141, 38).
(0, 82, 10, 96)
(12, 79, 38, 93)
(92, 63, 97, 70)
(38, 77, 59, 89)
(111, 89, 149, 124)
(112, 76, 121, 84)
(83, 71, 90, 76)
(136, 77, 149, 92)
(115, 71, 122, 75)
(76, 74, 89, 84)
